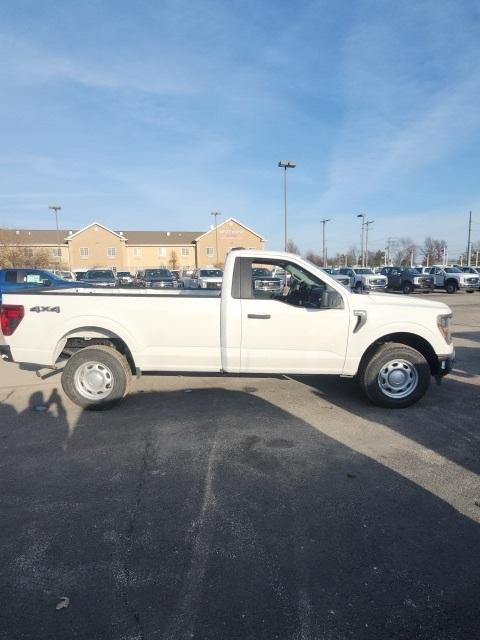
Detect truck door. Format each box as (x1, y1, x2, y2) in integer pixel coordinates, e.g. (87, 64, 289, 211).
(236, 258, 350, 374)
(431, 267, 444, 287)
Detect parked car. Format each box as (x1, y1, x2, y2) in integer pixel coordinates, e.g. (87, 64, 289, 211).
(251, 268, 283, 294)
(195, 269, 223, 289)
(338, 267, 388, 292)
(170, 270, 184, 288)
(48, 269, 76, 281)
(1, 249, 454, 410)
(116, 271, 134, 286)
(0, 268, 87, 302)
(320, 268, 351, 289)
(81, 269, 118, 287)
(380, 267, 435, 294)
(424, 266, 479, 293)
(135, 268, 177, 288)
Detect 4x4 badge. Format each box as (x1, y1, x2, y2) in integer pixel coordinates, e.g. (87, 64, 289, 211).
(29, 306, 60, 313)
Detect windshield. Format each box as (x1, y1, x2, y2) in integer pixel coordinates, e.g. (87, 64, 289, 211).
(85, 270, 115, 280)
(252, 268, 272, 277)
(444, 267, 462, 273)
(145, 269, 172, 278)
(117, 272, 130, 277)
(355, 268, 374, 275)
(199, 270, 223, 277)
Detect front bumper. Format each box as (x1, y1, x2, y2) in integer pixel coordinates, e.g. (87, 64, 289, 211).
(436, 351, 455, 379)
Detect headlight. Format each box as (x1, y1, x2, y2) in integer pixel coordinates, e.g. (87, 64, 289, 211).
(437, 314, 452, 344)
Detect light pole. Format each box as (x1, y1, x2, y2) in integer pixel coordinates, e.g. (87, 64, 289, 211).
(211, 211, 221, 266)
(364, 220, 374, 267)
(278, 161, 296, 251)
(48, 205, 62, 265)
(320, 218, 331, 267)
(356, 214, 365, 266)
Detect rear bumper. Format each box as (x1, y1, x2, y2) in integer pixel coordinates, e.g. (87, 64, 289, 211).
(0, 345, 13, 362)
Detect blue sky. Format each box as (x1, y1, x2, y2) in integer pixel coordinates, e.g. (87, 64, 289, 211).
(1, 0, 480, 258)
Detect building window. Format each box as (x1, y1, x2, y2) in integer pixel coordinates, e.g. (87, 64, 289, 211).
(52, 247, 62, 257)
(80, 247, 89, 258)
(206, 247, 214, 257)
(107, 247, 116, 258)
(133, 248, 142, 258)
(159, 247, 166, 257)
(181, 247, 189, 257)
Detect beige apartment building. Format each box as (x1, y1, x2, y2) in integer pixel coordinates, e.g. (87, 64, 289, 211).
(0, 218, 265, 272)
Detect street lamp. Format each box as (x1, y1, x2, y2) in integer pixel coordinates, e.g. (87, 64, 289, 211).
(364, 220, 374, 267)
(278, 161, 296, 251)
(49, 205, 62, 264)
(356, 214, 365, 266)
(211, 211, 221, 266)
(320, 218, 331, 267)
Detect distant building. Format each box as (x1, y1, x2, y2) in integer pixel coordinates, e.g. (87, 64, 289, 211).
(0, 218, 266, 271)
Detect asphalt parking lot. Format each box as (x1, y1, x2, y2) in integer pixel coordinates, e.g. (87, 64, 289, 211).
(1, 292, 479, 640)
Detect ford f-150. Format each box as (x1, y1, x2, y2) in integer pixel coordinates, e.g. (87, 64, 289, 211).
(0, 250, 454, 410)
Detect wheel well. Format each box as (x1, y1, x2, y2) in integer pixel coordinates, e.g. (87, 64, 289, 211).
(60, 334, 136, 374)
(359, 332, 439, 376)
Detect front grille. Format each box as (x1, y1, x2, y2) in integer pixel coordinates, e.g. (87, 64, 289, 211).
(371, 279, 387, 286)
(151, 281, 174, 288)
(465, 278, 479, 285)
(206, 282, 222, 289)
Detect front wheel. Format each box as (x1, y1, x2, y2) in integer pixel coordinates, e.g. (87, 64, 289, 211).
(61, 345, 131, 409)
(445, 281, 457, 294)
(358, 343, 430, 408)
(402, 282, 413, 294)
(466, 290, 474, 294)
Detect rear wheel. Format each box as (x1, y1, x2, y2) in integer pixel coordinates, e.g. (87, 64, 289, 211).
(445, 281, 457, 294)
(358, 342, 430, 408)
(61, 345, 131, 409)
(402, 282, 413, 294)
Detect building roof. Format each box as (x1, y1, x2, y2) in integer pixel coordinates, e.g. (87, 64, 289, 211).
(121, 231, 203, 245)
(0, 218, 262, 245)
(0, 227, 203, 246)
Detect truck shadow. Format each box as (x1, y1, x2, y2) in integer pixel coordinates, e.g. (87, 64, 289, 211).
(294, 356, 479, 478)
(1, 387, 479, 640)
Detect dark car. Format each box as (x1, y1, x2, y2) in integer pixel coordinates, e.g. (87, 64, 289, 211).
(81, 269, 118, 287)
(136, 268, 177, 288)
(380, 267, 434, 294)
(0, 268, 88, 302)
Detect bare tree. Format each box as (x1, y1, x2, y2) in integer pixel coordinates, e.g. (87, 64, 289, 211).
(285, 239, 300, 255)
(393, 237, 417, 266)
(420, 237, 447, 266)
(305, 250, 322, 266)
(169, 250, 179, 270)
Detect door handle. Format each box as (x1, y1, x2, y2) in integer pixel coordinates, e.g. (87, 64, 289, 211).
(247, 314, 271, 319)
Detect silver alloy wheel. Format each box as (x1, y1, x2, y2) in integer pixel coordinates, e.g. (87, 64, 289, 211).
(377, 358, 419, 399)
(74, 361, 115, 401)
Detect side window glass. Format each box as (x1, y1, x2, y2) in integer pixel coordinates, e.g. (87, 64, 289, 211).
(5, 271, 17, 283)
(250, 260, 344, 309)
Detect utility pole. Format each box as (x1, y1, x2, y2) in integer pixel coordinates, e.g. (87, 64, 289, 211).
(364, 220, 374, 267)
(210, 211, 221, 265)
(320, 218, 331, 267)
(443, 244, 447, 266)
(467, 210, 472, 266)
(48, 205, 62, 265)
(356, 214, 365, 266)
(278, 161, 296, 251)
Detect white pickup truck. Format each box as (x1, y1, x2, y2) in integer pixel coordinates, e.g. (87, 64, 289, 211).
(0, 250, 454, 410)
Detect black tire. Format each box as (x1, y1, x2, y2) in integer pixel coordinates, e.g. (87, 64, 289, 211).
(355, 281, 363, 293)
(445, 281, 457, 294)
(61, 345, 131, 410)
(402, 282, 413, 294)
(466, 290, 474, 294)
(358, 342, 430, 408)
